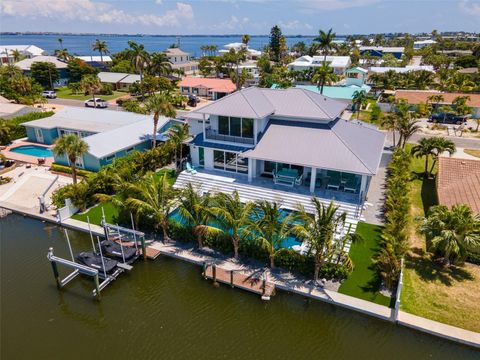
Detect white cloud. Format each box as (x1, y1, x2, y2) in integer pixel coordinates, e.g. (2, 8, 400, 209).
(0, 0, 193, 27)
(213, 15, 249, 30)
(155, 0, 163, 4)
(459, 0, 480, 16)
(299, 0, 380, 11)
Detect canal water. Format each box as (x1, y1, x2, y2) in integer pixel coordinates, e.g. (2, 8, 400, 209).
(1, 214, 478, 359)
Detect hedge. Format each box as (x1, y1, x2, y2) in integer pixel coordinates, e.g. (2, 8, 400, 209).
(1, 111, 54, 142)
(50, 163, 93, 178)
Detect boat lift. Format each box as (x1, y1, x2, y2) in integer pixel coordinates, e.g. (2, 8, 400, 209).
(47, 229, 122, 300)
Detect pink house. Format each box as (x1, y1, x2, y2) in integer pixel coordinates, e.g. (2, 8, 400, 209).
(178, 77, 236, 100)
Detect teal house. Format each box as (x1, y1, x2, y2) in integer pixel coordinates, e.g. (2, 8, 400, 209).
(23, 107, 173, 171)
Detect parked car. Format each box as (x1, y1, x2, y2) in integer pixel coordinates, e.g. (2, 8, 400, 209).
(428, 112, 469, 125)
(41, 91, 56, 99)
(187, 95, 198, 107)
(84, 98, 108, 108)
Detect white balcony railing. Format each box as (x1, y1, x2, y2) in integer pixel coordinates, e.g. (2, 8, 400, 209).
(205, 128, 254, 145)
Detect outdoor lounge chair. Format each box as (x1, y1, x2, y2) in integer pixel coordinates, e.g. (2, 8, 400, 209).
(186, 162, 197, 175)
(295, 174, 303, 186)
(343, 177, 359, 193)
(326, 171, 341, 190)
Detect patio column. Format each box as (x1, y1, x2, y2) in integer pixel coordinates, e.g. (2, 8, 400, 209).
(360, 175, 368, 198)
(309, 167, 317, 193)
(202, 113, 206, 138)
(248, 159, 254, 182)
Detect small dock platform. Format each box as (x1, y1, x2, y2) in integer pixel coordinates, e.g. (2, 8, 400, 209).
(203, 264, 275, 300)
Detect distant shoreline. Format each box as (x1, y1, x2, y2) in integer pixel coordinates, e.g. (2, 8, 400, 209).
(0, 32, 337, 38)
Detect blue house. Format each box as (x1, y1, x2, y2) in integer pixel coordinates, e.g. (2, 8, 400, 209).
(22, 107, 173, 171)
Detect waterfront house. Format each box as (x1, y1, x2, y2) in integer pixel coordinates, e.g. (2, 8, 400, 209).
(413, 39, 437, 49)
(178, 77, 236, 100)
(287, 55, 352, 75)
(75, 55, 112, 70)
(218, 42, 262, 60)
(436, 156, 480, 214)
(98, 72, 141, 91)
(163, 47, 198, 75)
(0, 45, 46, 64)
(15, 56, 69, 87)
(368, 65, 434, 74)
(183, 87, 385, 205)
(394, 90, 480, 118)
(359, 46, 405, 59)
(22, 107, 173, 171)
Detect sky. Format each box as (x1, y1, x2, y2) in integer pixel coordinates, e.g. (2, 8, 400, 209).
(0, 0, 479, 35)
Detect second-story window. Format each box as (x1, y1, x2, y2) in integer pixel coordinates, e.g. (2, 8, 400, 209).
(217, 116, 254, 138)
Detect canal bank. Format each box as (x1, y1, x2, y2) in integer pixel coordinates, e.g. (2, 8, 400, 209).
(1, 214, 479, 359)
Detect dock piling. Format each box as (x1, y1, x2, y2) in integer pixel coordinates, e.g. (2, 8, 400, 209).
(48, 247, 61, 289)
(212, 264, 219, 288)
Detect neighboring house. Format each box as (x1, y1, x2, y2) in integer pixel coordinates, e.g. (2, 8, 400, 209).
(218, 43, 262, 60)
(439, 50, 473, 57)
(394, 90, 480, 118)
(368, 65, 435, 74)
(0, 45, 46, 64)
(164, 48, 198, 75)
(75, 55, 112, 70)
(413, 39, 437, 49)
(14, 56, 69, 87)
(22, 107, 173, 171)
(97, 72, 141, 91)
(359, 46, 405, 59)
(287, 55, 352, 75)
(436, 156, 480, 214)
(236, 60, 260, 86)
(178, 77, 236, 100)
(0, 98, 41, 119)
(185, 87, 385, 204)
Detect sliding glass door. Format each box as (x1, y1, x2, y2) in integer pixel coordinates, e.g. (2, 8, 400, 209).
(213, 150, 248, 174)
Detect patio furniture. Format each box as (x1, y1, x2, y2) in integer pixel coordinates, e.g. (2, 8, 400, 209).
(326, 171, 341, 190)
(295, 174, 303, 186)
(186, 162, 197, 175)
(273, 169, 295, 187)
(344, 176, 359, 193)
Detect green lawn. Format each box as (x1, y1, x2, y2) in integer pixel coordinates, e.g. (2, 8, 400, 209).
(338, 222, 393, 307)
(71, 168, 177, 226)
(55, 87, 125, 101)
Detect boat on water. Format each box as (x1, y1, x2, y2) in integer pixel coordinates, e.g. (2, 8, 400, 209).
(76, 252, 118, 274)
(98, 240, 138, 263)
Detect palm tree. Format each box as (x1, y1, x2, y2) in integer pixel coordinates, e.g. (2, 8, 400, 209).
(250, 200, 293, 268)
(427, 94, 444, 113)
(54, 48, 70, 62)
(80, 75, 102, 107)
(11, 49, 22, 62)
(92, 39, 109, 62)
(427, 137, 456, 176)
(314, 28, 336, 62)
(147, 52, 172, 76)
(210, 191, 254, 259)
(411, 137, 438, 177)
(58, 38, 63, 49)
(311, 62, 338, 95)
(53, 134, 89, 184)
(126, 41, 151, 82)
(145, 93, 176, 148)
(351, 90, 368, 119)
(168, 122, 189, 172)
(291, 200, 346, 281)
(177, 183, 219, 248)
(381, 113, 397, 147)
(395, 101, 420, 148)
(125, 173, 176, 241)
(242, 34, 250, 47)
(0, 120, 12, 145)
(420, 204, 480, 266)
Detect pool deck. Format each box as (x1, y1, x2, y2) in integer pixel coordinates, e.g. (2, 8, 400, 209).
(1, 141, 54, 166)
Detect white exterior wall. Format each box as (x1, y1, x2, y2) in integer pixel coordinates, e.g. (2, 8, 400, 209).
(204, 148, 214, 169)
(187, 119, 204, 136)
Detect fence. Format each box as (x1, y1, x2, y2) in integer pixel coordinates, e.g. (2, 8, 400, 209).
(393, 258, 404, 321)
(57, 198, 78, 222)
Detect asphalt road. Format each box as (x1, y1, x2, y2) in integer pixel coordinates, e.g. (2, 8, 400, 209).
(48, 98, 124, 111)
(386, 131, 480, 149)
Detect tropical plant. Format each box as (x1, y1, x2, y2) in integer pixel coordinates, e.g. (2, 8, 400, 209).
(452, 95, 472, 117)
(269, 25, 284, 62)
(395, 101, 420, 148)
(411, 137, 438, 177)
(314, 28, 336, 62)
(420, 204, 480, 266)
(249, 200, 292, 268)
(291, 200, 346, 281)
(311, 62, 338, 95)
(242, 34, 250, 46)
(54, 48, 71, 62)
(92, 39, 109, 62)
(427, 137, 456, 176)
(80, 75, 102, 105)
(351, 90, 368, 119)
(126, 41, 151, 82)
(147, 52, 172, 76)
(53, 134, 89, 184)
(30, 62, 59, 89)
(145, 93, 176, 148)
(167, 122, 189, 172)
(125, 173, 176, 241)
(10, 49, 23, 62)
(381, 113, 398, 147)
(177, 183, 219, 248)
(210, 191, 254, 259)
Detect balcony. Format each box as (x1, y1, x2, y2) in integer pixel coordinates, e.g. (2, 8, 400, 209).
(205, 128, 254, 145)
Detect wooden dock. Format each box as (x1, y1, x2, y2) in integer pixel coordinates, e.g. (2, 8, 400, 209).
(203, 264, 275, 300)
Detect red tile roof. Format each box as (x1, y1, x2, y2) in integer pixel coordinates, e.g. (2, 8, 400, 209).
(437, 156, 480, 214)
(395, 90, 480, 107)
(178, 77, 236, 93)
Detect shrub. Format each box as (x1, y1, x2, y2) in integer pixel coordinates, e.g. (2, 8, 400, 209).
(1, 111, 54, 144)
(50, 163, 93, 178)
(274, 248, 314, 276)
(100, 83, 113, 95)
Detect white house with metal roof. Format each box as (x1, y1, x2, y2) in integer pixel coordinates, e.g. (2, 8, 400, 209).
(22, 107, 173, 171)
(183, 87, 385, 205)
(98, 72, 141, 90)
(288, 55, 352, 75)
(0, 45, 46, 64)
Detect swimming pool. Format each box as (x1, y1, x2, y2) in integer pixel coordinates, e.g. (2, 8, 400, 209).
(10, 145, 53, 158)
(168, 207, 303, 249)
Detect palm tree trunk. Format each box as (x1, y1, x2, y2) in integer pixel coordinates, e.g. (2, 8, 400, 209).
(320, 81, 324, 95)
(152, 118, 158, 148)
(269, 253, 275, 268)
(314, 260, 321, 281)
(100, 50, 103, 63)
(233, 236, 239, 259)
(196, 231, 203, 249)
(179, 145, 183, 172)
(162, 225, 169, 243)
(70, 161, 77, 184)
(429, 159, 437, 177)
(425, 155, 429, 178)
(392, 130, 396, 148)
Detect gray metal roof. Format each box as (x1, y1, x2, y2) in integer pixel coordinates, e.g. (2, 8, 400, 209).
(195, 87, 347, 121)
(85, 117, 170, 158)
(98, 72, 130, 83)
(22, 107, 148, 132)
(242, 120, 385, 175)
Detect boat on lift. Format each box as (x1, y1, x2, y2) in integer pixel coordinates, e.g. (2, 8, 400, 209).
(76, 252, 118, 275)
(97, 240, 138, 264)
